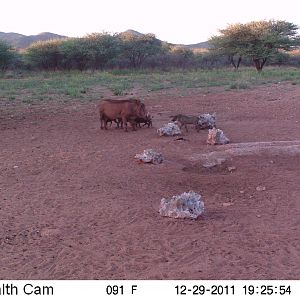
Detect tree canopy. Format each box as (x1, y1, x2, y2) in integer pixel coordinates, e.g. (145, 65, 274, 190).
(0, 40, 15, 71)
(119, 32, 163, 68)
(209, 20, 300, 71)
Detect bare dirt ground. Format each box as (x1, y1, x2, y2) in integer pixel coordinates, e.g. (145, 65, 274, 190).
(0, 83, 299, 279)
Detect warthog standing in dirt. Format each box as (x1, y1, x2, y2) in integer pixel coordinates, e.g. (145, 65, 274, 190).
(99, 99, 147, 131)
(170, 114, 199, 132)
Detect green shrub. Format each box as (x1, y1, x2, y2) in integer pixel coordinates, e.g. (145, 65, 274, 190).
(26, 39, 64, 70)
(0, 40, 15, 71)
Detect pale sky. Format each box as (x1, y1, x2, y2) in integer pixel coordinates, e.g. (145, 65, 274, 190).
(1, 0, 300, 44)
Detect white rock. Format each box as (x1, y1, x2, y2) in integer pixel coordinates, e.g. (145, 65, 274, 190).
(135, 149, 163, 164)
(157, 122, 181, 136)
(207, 128, 230, 145)
(159, 191, 204, 219)
(256, 186, 266, 192)
(196, 113, 216, 130)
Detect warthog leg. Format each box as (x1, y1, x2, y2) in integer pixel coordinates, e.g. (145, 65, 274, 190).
(101, 114, 108, 130)
(122, 116, 128, 132)
(99, 113, 104, 130)
(130, 120, 137, 131)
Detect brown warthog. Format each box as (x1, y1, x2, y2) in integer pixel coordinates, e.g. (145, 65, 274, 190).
(99, 99, 147, 131)
(170, 114, 199, 132)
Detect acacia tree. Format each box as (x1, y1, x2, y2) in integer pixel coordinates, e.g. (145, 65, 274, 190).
(170, 46, 195, 69)
(59, 38, 91, 71)
(209, 25, 244, 69)
(83, 33, 120, 70)
(209, 20, 300, 71)
(0, 40, 14, 71)
(119, 32, 163, 68)
(26, 39, 64, 70)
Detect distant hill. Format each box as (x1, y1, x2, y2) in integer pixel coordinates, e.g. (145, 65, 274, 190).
(180, 41, 211, 49)
(119, 29, 144, 37)
(119, 29, 210, 49)
(0, 32, 67, 49)
(0, 30, 209, 50)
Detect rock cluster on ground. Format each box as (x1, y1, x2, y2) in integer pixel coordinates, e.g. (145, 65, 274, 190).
(196, 113, 217, 130)
(159, 191, 204, 219)
(135, 149, 163, 164)
(157, 122, 182, 136)
(207, 128, 230, 145)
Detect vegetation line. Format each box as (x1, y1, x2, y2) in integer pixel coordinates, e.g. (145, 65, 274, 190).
(1, 68, 300, 104)
(0, 20, 299, 73)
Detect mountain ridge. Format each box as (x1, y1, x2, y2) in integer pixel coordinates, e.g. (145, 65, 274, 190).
(0, 32, 67, 49)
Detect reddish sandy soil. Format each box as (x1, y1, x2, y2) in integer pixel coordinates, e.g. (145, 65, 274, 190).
(0, 83, 299, 280)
